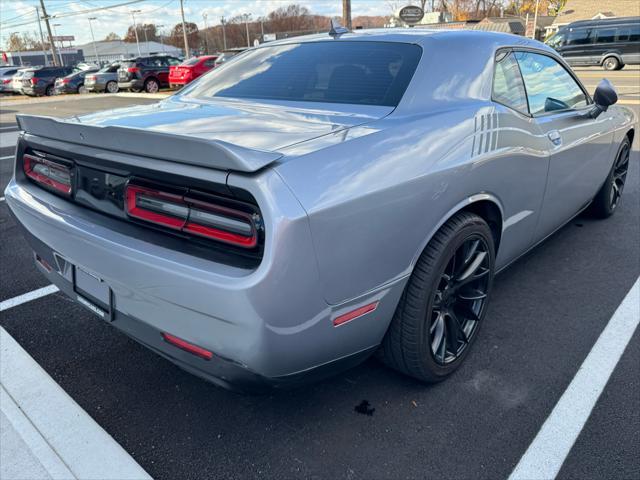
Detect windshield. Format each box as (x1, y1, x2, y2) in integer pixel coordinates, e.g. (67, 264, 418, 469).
(182, 57, 200, 66)
(183, 41, 422, 107)
(545, 31, 565, 49)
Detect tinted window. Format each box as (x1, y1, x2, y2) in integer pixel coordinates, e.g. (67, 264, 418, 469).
(182, 57, 200, 66)
(567, 28, 593, 45)
(595, 28, 616, 43)
(184, 42, 422, 107)
(515, 52, 588, 115)
(167, 57, 181, 66)
(492, 52, 528, 114)
(203, 59, 217, 67)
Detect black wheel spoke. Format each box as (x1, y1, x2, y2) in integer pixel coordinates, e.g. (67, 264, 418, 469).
(428, 234, 492, 365)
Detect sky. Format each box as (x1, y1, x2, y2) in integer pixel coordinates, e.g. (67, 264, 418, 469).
(0, 0, 401, 48)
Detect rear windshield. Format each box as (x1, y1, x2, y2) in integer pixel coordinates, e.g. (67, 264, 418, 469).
(183, 41, 422, 107)
(182, 57, 200, 66)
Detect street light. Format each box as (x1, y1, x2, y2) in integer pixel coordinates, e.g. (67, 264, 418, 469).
(242, 13, 251, 48)
(220, 16, 227, 50)
(130, 9, 141, 56)
(157, 24, 166, 52)
(202, 13, 209, 55)
(52, 23, 64, 66)
(87, 17, 99, 65)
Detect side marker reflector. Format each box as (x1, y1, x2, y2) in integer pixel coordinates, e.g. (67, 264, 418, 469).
(161, 332, 213, 360)
(333, 301, 379, 327)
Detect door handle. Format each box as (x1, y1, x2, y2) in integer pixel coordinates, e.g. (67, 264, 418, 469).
(548, 130, 562, 146)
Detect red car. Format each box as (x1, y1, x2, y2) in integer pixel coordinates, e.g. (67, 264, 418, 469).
(169, 55, 218, 89)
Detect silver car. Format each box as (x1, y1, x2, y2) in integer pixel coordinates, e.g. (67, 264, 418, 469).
(5, 30, 635, 391)
(84, 63, 120, 93)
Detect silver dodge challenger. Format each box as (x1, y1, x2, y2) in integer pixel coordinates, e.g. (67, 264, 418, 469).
(5, 29, 635, 391)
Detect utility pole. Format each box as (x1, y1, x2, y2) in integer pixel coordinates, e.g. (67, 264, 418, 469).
(130, 10, 141, 56)
(157, 25, 166, 52)
(221, 17, 227, 50)
(179, 0, 189, 58)
(342, 0, 352, 30)
(88, 17, 99, 65)
(243, 13, 251, 48)
(531, 0, 540, 39)
(202, 13, 209, 55)
(39, 0, 59, 66)
(52, 23, 63, 66)
(141, 24, 149, 54)
(35, 7, 50, 66)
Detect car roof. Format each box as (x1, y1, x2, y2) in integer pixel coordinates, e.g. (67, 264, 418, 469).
(567, 16, 639, 28)
(264, 28, 547, 50)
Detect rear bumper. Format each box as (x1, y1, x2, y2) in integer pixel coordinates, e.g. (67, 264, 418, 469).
(118, 79, 143, 90)
(5, 162, 404, 388)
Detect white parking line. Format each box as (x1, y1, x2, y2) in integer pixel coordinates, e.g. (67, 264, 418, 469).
(509, 277, 640, 480)
(0, 126, 18, 131)
(0, 155, 14, 161)
(0, 285, 59, 312)
(0, 197, 5, 202)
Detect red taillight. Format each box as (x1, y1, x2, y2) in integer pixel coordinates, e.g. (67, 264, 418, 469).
(87, 75, 96, 81)
(30, 77, 38, 85)
(333, 302, 379, 327)
(127, 66, 139, 73)
(161, 332, 213, 360)
(125, 184, 187, 230)
(61, 78, 70, 84)
(125, 184, 258, 248)
(23, 154, 72, 196)
(2, 79, 10, 84)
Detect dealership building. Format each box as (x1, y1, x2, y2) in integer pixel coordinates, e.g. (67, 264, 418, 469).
(77, 40, 182, 65)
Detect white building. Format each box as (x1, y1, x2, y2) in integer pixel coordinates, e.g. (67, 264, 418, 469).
(77, 40, 182, 65)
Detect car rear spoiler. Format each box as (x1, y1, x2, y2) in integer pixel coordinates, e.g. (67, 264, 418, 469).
(15, 114, 283, 173)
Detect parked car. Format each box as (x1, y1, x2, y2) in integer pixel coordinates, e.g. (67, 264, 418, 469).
(117, 55, 181, 93)
(21, 66, 74, 96)
(0, 67, 19, 93)
(54, 68, 99, 95)
(546, 16, 640, 70)
(85, 63, 120, 93)
(10, 68, 34, 94)
(6, 30, 635, 392)
(169, 55, 218, 89)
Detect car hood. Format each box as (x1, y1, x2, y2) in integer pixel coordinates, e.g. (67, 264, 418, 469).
(69, 95, 394, 152)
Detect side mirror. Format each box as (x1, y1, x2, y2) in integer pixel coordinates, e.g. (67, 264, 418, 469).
(588, 79, 618, 118)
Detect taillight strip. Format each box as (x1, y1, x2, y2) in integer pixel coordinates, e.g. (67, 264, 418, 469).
(125, 184, 258, 248)
(23, 154, 72, 196)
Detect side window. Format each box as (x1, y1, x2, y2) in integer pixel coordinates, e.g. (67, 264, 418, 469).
(616, 28, 630, 42)
(630, 24, 640, 42)
(204, 59, 216, 68)
(515, 51, 588, 115)
(492, 51, 529, 114)
(595, 28, 616, 44)
(567, 28, 593, 45)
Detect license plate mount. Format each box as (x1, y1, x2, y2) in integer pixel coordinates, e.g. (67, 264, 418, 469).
(73, 266, 113, 321)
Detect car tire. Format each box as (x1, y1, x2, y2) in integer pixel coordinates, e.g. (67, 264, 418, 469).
(144, 78, 159, 93)
(77, 84, 87, 94)
(602, 56, 621, 71)
(377, 211, 495, 383)
(588, 136, 631, 218)
(106, 81, 119, 94)
(45, 85, 53, 96)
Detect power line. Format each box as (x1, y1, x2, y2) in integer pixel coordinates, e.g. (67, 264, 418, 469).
(1, 0, 147, 30)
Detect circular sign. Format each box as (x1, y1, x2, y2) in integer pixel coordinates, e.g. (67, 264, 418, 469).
(399, 5, 425, 24)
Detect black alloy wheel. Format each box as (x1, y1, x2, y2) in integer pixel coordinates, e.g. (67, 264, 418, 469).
(589, 136, 631, 218)
(430, 235, 491, 365)
(378, 211, 495, 383)
(610, 139, 630, 210)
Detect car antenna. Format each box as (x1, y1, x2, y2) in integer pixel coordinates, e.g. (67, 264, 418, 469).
(329, 18, 349, 38)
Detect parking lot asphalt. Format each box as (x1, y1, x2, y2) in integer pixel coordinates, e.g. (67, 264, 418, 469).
(1, 69, 639, 480)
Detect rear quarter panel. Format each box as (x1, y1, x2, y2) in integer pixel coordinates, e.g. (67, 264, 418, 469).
(276, 104, 550, 305)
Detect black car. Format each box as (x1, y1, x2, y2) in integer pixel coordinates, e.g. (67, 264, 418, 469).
(117, 55, 181, 93)
(546, 16, 640, 70)
(21, 66, 75, 96)
(54, 68, 99, 95)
